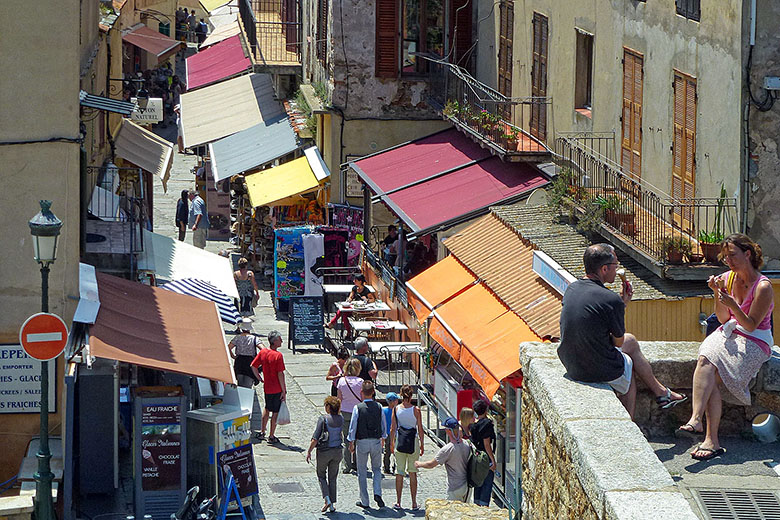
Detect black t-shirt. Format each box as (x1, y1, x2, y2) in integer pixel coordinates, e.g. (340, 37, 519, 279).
(351, 285, 371, 300)
(382, 233, 398, 247)
(470, 417, 495, 453)
(558, 278, 626, 382)
(355, 353, 373, 381)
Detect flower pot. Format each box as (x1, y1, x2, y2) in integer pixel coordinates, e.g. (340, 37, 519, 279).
(505, 138, 518, 151)
(667, 250, 685, 265)
(700, 242, 721, 263)
(605, 210, 636, 236)
(687, 253, 705, 263)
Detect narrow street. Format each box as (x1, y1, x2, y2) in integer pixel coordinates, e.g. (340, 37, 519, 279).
(151, 119, 449, 519)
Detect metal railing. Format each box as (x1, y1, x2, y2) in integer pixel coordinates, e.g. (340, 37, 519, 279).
(85, 165, 146, 255)
(249, 0, 301, 65)
(239, 0, 257, 54)
(554, 135, 737, 264)
(425, 57, 550, 156)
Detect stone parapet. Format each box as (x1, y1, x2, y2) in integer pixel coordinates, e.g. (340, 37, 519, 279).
(519, 342, 698, 520)
(425, 498, 507, 520)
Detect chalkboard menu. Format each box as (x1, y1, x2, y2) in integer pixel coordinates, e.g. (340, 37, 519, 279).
(140, 403, 182, 491)
(288, 296, 324, 353)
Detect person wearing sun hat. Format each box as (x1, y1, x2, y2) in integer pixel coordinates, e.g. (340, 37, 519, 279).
(415, 416, 470, 502)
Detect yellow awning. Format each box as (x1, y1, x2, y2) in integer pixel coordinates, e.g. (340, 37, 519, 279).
(246, 156, 323, 207)
(199, 0, 230, 13)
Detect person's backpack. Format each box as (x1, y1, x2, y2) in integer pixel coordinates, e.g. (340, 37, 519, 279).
(466, 442, 491, 488)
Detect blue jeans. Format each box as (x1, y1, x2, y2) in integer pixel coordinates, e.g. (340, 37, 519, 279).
(473, 469, 494, 506)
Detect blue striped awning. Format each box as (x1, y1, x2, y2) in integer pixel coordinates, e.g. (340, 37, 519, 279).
(161, 278, 240, 324)
(79, 90, 136, 116)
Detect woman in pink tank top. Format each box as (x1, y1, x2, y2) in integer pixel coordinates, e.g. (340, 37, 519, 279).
(677, 234, 774, 461)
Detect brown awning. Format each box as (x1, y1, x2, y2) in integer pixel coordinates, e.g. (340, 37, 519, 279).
(123, 24, 183, 62)
(88, 272, 235, 383)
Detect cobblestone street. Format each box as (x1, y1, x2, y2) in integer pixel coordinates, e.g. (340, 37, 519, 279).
(152, 130, 450, 519)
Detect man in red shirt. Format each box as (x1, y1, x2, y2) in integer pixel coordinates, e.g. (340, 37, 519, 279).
(251, 330, 287, 443)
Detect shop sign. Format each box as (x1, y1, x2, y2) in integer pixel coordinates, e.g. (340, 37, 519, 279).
(0, 345, 56, 414)
(532, 250, 577, 296)
(130, 97, 164, 123)
(140, 403, 182, 491)
(216, 444, 258, 498)
(345, 169, 362, 198)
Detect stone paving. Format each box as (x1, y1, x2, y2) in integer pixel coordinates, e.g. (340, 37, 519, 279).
(151, 112, 452, 520)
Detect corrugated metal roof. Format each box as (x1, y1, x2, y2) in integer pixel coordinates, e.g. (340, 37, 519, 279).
(186, 34, 250, 90)
(491, 204, 710, 301)
(444, 213, 563, 340)
(180, 73, 284, 148)
(79, 90, 136, 115)
(208, 116, 298, 182)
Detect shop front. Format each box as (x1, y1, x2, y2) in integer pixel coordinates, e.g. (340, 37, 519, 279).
(406, 254, 538, 515)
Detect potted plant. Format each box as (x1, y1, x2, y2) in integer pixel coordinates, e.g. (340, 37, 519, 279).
(687, 252, 705, 263)
(595, 195, 636, 236)
(660, 236, 692, 265)
(502, 126, 521, 150)
(697, 183, 729, 263)
(442, 100, 460, 119)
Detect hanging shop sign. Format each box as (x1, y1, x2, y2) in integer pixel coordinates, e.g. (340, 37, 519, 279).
(532, 250, 577, 296)
(131, 97, 164, 123)
(0, 345, 56, 414)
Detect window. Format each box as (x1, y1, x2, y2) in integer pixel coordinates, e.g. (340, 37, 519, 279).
(402, 0, 444, 74)
(574, 30, 593, 113)
(675, 0, 700, 21)
(316, 0, 328, 63)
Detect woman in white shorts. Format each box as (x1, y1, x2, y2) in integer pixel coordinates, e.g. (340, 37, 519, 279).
(389, 385, 424, 510)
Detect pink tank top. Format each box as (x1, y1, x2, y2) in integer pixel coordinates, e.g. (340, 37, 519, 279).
(729, 273, 773, 353)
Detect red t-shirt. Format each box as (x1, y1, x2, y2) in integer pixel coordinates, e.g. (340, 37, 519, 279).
(250, 348, 285, 394)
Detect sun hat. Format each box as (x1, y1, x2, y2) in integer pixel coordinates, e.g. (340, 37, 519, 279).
(239, 318, 253, 331)
(385, 392, 400, 402)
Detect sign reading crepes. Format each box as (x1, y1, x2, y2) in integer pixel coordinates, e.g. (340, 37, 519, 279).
(131, 97, 164, 123)
(0, 345, 56, 413)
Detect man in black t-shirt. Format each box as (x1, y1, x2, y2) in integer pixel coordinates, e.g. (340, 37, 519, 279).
(354, 337, 378, 381)
(469, 399, 497, 506)
(558, 244, 687, 419)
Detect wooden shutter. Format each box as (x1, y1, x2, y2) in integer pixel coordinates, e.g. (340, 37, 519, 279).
(449, 0, 473, 68)
(375, 0, 399, 78)
(672, 71, 696, 229)
(620, 49, 643, 181)
(282, 0, 298, 53)
(529, 12, 548, 141)
(316, 0, 328, 62)
(497, 0, 514, 116)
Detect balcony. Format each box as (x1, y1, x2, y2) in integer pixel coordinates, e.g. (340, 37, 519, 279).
(425, 58, 551, 162)
(553, 133, 737, 280)
(83, 165, 147, 278)
(240, 0, 301, 73)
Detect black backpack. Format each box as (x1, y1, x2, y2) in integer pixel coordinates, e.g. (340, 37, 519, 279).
(466, 441, 491, 488)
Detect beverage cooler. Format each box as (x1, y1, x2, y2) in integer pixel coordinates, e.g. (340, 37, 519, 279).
(185, 385, 257, 504)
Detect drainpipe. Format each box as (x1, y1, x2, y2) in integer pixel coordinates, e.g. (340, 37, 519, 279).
(742, 0, 758, 232)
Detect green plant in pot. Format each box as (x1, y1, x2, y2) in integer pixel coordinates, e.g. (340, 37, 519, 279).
(594, 195, 636, 236)
(442, 100, 460, 119)
(501, 126, 522, 151)
(660, 236, 691, 265)
(698, 183, 729, 263)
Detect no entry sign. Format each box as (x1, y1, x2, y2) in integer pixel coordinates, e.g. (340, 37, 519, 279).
(19, 313, 68, 361)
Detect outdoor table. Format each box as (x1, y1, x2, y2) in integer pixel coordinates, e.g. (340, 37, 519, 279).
(323, 284, 375, 318)
(336, 301, 391, 314)
(368, 341, 422, 390)
(349, 319, 408, 341)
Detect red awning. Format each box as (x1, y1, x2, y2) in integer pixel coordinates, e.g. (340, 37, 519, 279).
(186, 35, 251, 90)
(123, 25, 183, 60)
(350, 128, 549, 236)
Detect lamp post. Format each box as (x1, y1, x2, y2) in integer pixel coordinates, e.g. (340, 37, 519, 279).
(28, 200, 62, 520)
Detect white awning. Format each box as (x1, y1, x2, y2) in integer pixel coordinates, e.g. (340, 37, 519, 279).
(137, 230, 239, 299)
(114, 119, 174, 191)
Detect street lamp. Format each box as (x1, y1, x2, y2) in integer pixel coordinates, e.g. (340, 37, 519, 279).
(28, 200, 62, 520)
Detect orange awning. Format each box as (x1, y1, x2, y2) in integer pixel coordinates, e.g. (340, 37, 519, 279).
(87, 272, 235, 384)
(406, 255, 476, 320)
(426, 276, 539, 398)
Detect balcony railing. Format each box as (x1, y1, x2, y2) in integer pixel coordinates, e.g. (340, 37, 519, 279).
(554, 134, 737, 272)
(85, 165, 146, 256)
(242, 0, 301, 66)
(425, 57, 550, 160)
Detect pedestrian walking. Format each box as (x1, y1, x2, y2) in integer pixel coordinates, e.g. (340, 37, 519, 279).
(174, 104, 184, 153)
(326, 348, 350, 397)
(389, 385, 424, 510)
(229, 318, 263, 433)
(234, 257, 259, 316)
(175, 189, 188, 241)
(336, 358, 363, 473)
(188, 189, 209, 249)
(382, 392, 399, 474)
(306, 396, 344, 513)
(415, 417, 470, 502)
(353, 336, 377, 381)
(196, 18, 208, 46)
(470, 400, 497, 506)
(347, 380, 387, 510)
(251, 331, 286, 443)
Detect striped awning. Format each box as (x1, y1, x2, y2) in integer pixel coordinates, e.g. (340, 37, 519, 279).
(161, 278, 240, 324)
(79, 90, 136, 115)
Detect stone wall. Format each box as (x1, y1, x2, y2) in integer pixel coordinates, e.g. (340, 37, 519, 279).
(519, 342, 698, 520)
(425, 499, 506, 520)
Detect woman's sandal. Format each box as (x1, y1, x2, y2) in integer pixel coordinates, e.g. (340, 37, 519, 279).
(657, 387, 688, 409)
(691, 446, 725, 461)
(674, 424, 704, 439)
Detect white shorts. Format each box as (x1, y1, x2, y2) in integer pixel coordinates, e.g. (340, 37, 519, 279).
(607, 349, 633, 395)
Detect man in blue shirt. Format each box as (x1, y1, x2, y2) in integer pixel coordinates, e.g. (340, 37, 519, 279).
(348, 381, 387, 509)
(187, 189, 209, 249)
(382, 392, 399, 474)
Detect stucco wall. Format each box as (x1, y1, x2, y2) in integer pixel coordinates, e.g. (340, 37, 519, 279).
(510, 0, 743, 207)
(744, 0, 780, 265)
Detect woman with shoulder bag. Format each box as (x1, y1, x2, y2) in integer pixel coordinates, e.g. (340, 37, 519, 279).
(306, 396, 344, 513)
(336, 358, 364, 473)
(389, 385, 424, 510)
(229, 318, 261, 387)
